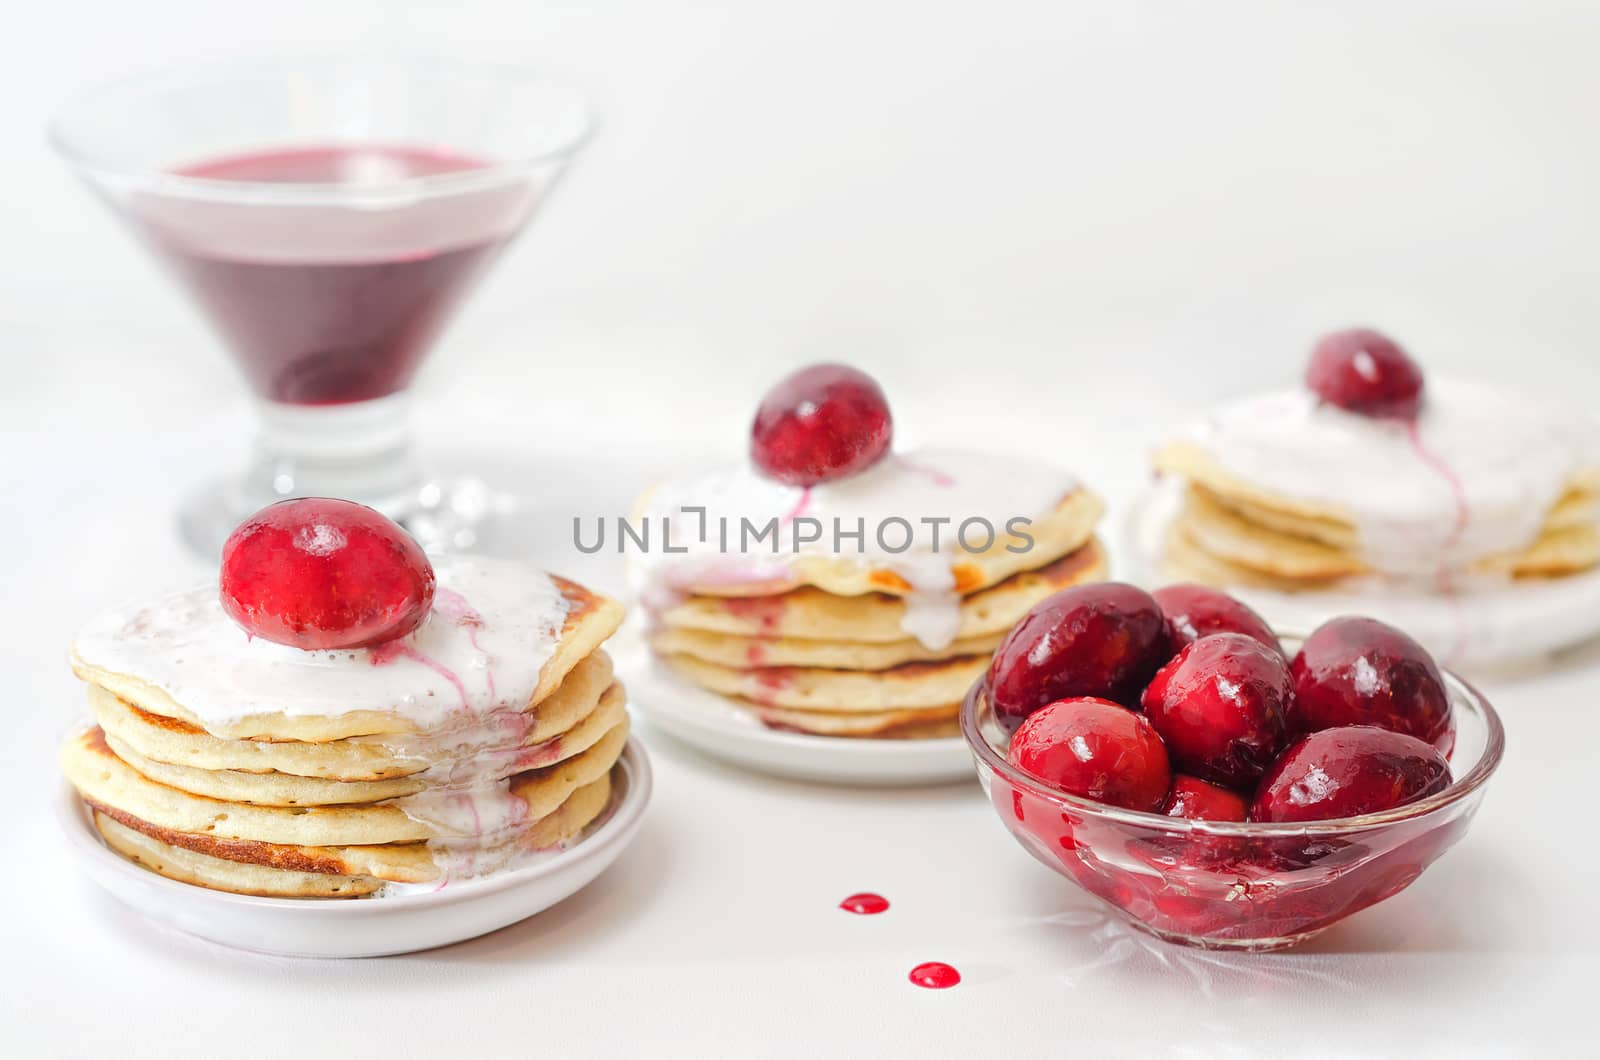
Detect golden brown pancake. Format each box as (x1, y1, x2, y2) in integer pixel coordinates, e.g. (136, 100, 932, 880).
(655, 538, 1106, 644)
(87, 649, 617, 783)
(90, 771, 616, 898)
(102, 683, 628, 807)
(72, 575, 625, 743)
(61, 718, 629, 848)
(659, 653, 988, 713)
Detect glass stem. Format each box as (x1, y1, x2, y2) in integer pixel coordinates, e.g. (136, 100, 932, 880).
(241, 394, 423, 517)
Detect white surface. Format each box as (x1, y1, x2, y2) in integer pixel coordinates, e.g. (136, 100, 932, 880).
(5, 1, 1600, 1056)
(57, 740, 653, 958)
(613, 628, 975, 786)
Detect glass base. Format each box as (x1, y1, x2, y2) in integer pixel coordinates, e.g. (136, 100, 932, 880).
(177, 395, 525, 560)
(1130, 919, 1331, 953)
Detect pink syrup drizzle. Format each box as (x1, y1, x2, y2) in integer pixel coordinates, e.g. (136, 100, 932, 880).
(1404, 420, 1471, 571)
(725, 595, 785, 633)
(369, 588, 547, 894)
(908, 962, 961, 989)
(895, 454, 956, 488)
(840, 893, 890, 915)
(752, 667, 794, 705)
(758, 714, 809, 734)
(433, 586, 496, 704)
(781, 486, 813, 526)
(1408, 416, 1465, 611)
(1404, 417, 1473, 663)
(369, 640, 470, 711)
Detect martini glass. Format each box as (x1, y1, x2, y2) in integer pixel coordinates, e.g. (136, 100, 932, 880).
(50, 57, 592, 557)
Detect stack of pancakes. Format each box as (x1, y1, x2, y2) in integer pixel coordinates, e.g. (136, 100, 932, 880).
(1155, 441, 1600, 590)
(647, 490, 1107, 738)
(60, 573, 629, 899)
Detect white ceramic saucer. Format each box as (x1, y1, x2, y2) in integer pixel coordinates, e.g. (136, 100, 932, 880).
(1125, 479, 1600, 671)
(59, 739, 653, 958)
(613, 629, 976, 786)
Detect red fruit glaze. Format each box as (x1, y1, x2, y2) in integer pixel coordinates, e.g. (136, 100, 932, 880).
(987, 582, 1166, 730)
(840, 893, 889, 915)
(1305, 327, 1424, 419)
(1142, 633, 1292, 788)
(220, 498, 436, 650)
(749, 363, 892, 486)
(1290, 616, 1453, 752)
(1152, 583, 1281, 656)
(1008, 697, 1172, 812)
(1251, 725, 1451, 823)
(1163, 775, 1249, 822)
(909, 962, 961, 989)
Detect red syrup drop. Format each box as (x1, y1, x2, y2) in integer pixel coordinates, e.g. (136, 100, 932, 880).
(840, 893, 889, 915)
(908, 962, 961, 989)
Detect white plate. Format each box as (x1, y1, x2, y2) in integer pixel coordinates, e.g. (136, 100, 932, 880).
(613, 629, 976, 786)
(59, 739, 653, 958)
(1124, 479, 1600, 671)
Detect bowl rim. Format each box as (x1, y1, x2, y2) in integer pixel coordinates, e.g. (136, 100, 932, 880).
(960, 644, 1505, 837)
(48, 54, 595, 204)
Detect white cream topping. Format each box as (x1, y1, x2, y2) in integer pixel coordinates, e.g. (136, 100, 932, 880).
(74, 558, 585, 887)
(75, 558, 568, 729)
(627, 447, 1077, 649)
(1176, 379, 1600, 577)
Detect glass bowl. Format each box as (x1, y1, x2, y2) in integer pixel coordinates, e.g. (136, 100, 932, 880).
(960, 643, 1504, 951)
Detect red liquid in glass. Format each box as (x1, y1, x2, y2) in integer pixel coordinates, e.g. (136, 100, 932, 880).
(149, 145, 517, 406)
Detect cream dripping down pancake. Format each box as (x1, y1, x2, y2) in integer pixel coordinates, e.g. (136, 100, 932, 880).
(64, 556, 630, 894)
(1156, 379, 1600, 579)
(628, 447, 1099, 652)
(1145, 348, 1600, 667)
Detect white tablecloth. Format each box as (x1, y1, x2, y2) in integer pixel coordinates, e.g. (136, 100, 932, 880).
(4, 3, 1598, 1055)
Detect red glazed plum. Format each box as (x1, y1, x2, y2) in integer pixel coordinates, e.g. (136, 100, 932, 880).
(1163, 775, 1249, 822)
(988, 582, 1166, 730)
(1152, 583, 1281, 657)
(1251, 726, 1450, 823)
(1008, 697, 1171, 812)
(220, 498, 436, 650)
(1305, 327, 1424, 419)
(1290, 616, 1453, 752)
(749, 363, 892, 486)
(1141, 633, 1292, 788)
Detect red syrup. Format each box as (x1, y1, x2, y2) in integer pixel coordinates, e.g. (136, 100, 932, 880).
(752, 667, 794, 703)
(724, 595, 785, 633)
(143, 144, 522, 405)
(434, 587, 496, 705)
(370, 640, 470, 711)
(908, 962, 961, 989)
(1404, 420, 1471, 571)
(840, 893, 889, 915)
(781, 487, 813, 525)
(894, 454, 956, 488)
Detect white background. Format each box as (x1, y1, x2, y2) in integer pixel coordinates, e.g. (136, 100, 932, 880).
(3, 2, 1598, 1056)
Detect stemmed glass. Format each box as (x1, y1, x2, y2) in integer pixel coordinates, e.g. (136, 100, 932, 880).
(50, 57, 592, 556)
